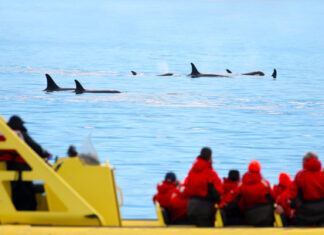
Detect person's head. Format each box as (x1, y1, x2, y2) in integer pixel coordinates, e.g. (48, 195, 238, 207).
(279, 172, 292, 187)
(303, 151, 318, 164)
(303, 151, 320, 169)
(7, 115, 27, 132)
(67, 145, 78, 157)
(248, 160, 261, 173)
(228, 170, 240, 182)
(199, 147, 212, 162)
(165, 172, 176, 183)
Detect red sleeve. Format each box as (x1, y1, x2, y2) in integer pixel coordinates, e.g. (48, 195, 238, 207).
(211, 170, 223, 195)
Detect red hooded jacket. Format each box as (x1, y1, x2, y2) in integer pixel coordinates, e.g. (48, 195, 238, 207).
(220, 177, 240, 208)
(169, 185, 189, 222)
(273, 172, 292, 199)
(239, 160, 274, 210)
(153, 181, 177, 208)
(272, 172, 293, 217)
(278, 157, 324, 203)
(181, 157, 223, 198)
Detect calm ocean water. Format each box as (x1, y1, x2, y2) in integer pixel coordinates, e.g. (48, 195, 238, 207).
(0, 0, 324, 219)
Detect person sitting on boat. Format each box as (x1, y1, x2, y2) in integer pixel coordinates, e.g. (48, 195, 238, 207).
(275, 152, 324, 226)
(1, 115, 52, 211)
(220, 169, 243, 225)
(272, 172, 294, 225)
(238, 160, 275, 226)
(169, 183, 190, 224)
(181, 147, 223, 227)
(153, 172, 179, 222)
(6, 115, 52, 169)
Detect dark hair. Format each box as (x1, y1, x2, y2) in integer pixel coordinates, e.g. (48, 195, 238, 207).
(228, 170, 240, 182)
(199, 147, 212, 161)
(165, 172, 176, 182)
(7, 115, 27, 132)
(67, 145, 78, 157)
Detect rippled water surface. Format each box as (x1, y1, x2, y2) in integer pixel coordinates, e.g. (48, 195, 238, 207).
(1, 0, 324, 219)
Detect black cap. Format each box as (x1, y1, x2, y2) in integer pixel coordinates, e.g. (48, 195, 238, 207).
(228, 170, 240, 182)
(7, 115, 27, 132)
(200, 147, 212, 161)
(165, 172, 176, 182)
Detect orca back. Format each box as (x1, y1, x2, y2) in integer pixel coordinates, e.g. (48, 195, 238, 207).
(74, 80, 85, 94)
(272, 69, 277, 79)
(190, 63, 200, 76)
(45, 74, 60, 91)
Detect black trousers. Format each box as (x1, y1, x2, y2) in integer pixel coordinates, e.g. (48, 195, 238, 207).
(187, 197, 214, 227)
(244, 203, 274, 227)
(7, 161, 37, 211)
(294, 199, 324, 226)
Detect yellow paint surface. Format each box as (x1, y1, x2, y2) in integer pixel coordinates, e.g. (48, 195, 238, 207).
(0, 224, 323, 235)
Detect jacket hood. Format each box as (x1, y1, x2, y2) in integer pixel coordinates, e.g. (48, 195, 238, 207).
(248, 160, 261, 173)
(279, 172, 292, 187)
(157, 181, 176, 194)
(242, 172, 262, 185)
(191, 157, 212, 173)
(303, 157, 322, 172)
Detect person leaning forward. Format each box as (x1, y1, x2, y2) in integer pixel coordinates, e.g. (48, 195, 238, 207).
(180, 147, 223, 227)
(7, 115, 51, 164)
(276, 152, 324, 226)
(4, 115, 52, 211)
(237, 160, 275, 227)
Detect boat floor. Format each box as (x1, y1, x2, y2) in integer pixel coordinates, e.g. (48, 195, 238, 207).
(0, 220, 323, 235)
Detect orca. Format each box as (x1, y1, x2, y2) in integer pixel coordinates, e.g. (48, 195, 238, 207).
(44, 74, 75, 92)
(131, 71, 174, 76)
(74, 80, 121, 94)
(242, 71, 265, 76)
(225, 69, 277, 78)
(157, 73, 174, 76)
(188, 63, 229, 78)
(272, 69, 277, 79)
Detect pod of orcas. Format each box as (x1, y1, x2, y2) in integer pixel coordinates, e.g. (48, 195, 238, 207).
(131, 62, 277, 79)
(44, 74, 121, 93)
(44, 63, 277, 94)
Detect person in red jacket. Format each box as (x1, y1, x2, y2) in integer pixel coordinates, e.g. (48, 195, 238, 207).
(239, 160, 274, 226)
(273, 172, 293, 224)
(273, 172, 292, 199)
(276, 152, 324, 226)
(153, 172, 178, 208)
(169, 184, 190, 224)
(181, 147, 223, 227)
(221, 170, 243, 225)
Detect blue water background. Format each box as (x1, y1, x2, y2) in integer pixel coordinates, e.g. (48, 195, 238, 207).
(0, 0, 324, 219)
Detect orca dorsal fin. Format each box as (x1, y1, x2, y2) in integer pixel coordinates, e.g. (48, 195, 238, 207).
(272, 69, 277, 79)
(190, 63, 200, 76)
(45, 74, 60, 91)
(226, 69, 232, 74)
(74, 80, 85, 94)
(131, 71, 137, 75)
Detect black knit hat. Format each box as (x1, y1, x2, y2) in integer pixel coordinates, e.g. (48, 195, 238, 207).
(7, 115, 27, 132)
(165, 172, 176, 182)
(200, 147, 212, 161)
(228, 170, 240, 182)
